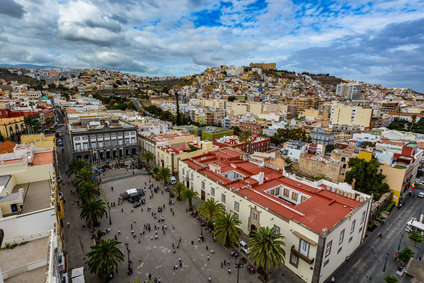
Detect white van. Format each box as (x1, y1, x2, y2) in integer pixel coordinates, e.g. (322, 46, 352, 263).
(169, 176, 177, 185)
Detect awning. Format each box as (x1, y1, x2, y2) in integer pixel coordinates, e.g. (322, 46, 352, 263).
(292, 231, 317, 246)
(71, 267, 84, 278)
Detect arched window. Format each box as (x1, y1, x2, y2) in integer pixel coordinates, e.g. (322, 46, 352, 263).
(9, 126, 13, 135)
(15, 125, 19, 133)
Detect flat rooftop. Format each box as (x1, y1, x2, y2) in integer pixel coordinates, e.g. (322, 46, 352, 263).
(0, 237, 48, 283)
(11, 180, 51, 214)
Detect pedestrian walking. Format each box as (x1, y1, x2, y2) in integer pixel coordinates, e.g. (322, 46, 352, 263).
(111, 186, 114, 191)
(115, 235, 117, 240)
(191, 240, 194, 246)
(209, 275, 211, 281)
(67, 222, 70, 228)
(134, 219, 136, 223)
(207, 255, 210, 261)
(179, 237, 182, 243)
(206, 245, 208, 250)
(121, 208, 123, 213)
(131, 224, 133, 229)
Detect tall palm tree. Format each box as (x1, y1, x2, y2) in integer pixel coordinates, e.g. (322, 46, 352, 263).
(80, 199, 107, 225)
(87, 239, 124, 278)
(172, 182, 186, 200)
(410, 114, 417, 132)
(140, 151, 155, 171)
(214, 212, 243, 247)
(152, 167, 160, 180)
(198, 198, 224, 229)
(29, 101, 35, 112)
(78, 183, 101, 203)
(181, 188, 199, 211)
(67, 158, 91, 177)
(248, 226, 286, 281)
(74, 168, 96, 188)
(157, 167, 172, 188)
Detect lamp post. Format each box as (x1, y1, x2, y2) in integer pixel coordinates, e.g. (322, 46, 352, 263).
(398, 234, 404, 250)
(235, 256, 246, 283)
(382, 253, 389, 272)
(108, 202, 112, 225)
(125, 243, 132, 275)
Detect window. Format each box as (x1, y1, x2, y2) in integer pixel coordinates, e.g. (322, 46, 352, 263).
(191, 173, 194, 180)
(301, 196, 307, 202)
(234, 201, 239, 211)
(202, 181, 205, 190)
(351, 220, 356, 233)
(273, 225, 280, 234)
(337, 247, 342, 254)
(299, 239, 310, 257)
(323, 259, 329, 267)
(326, 241, 332, 257)
(283, 188, 289, 197)
(234, 212, 239, 219)
(339, 229, 345, 244)
(211, 187, 215, 196)
(291, 192, 298, 202)
(166, 157, 169, 164)
(290, 253, 299, 267)
(348, 236, 353, 243)
(252, 212, 258, 221)
(361, 211, 365, 223)
(182, 169, 185, 176)
(90, 135, 96, 141)
(98, 142, 103, 148)
(221, 193, 226, 203)
(125, 132, 129, 136)
(91, 142, 96, 149)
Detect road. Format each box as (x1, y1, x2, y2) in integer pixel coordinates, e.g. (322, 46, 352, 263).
(329, 189, 424, 282)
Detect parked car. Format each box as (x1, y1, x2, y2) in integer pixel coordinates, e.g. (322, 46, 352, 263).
(418, 192, 424, 198)
(238, 240, 250, 255)
(169, 176, 177, 185)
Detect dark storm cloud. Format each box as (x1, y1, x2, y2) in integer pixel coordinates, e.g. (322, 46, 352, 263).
(84, 18, 122, 33)
(285, 18, 424, 91)
(0, 0, 26, 18)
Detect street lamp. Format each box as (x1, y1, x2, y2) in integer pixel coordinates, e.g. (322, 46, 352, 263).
(125, 243, 132, 275)
(108, 202, 112, 225)
(382, 253, 389, 272)
(398, 234, 404, 250)
(235, 256, 247, 283)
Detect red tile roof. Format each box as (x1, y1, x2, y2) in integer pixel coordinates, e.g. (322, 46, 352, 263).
(0, 141, 16, 154)
(183, 148, 364, 233)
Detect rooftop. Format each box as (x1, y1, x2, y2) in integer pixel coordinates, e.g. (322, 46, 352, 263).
(183, 148, 368, 233)
(13, 180, 52, 215)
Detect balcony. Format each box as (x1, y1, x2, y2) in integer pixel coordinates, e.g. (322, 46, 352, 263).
(73, 142, 138, 153)
(291, 246, 314, 265)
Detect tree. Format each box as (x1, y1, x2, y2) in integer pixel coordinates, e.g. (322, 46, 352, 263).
(80, 199, 107, 225)
(181, 188, 199, 211)
(74, 168, 97, 188)
(67, 158, 91, 177)
(152, 167, 160, 180)
(410, 115, 417, 132)
(214, 212, 243, 247)
(398, 247, 414, 263)
(408, 231, 424, 247)
(87, 239, 124, 278)
(198, 198, 224, 229)
(140, 152, 155, 171)
(127, 100, 136, 110)
(344, 157, 390, 198)
(78, 183, 101, 203)
(157, 167, 172, 188)
(384, 276, 398, 283)
(0, 133, 5, 142)
(228, 96, 236, 102)
(172, 182, 186, 200)
(248, 227, 286, 280)
(239, 130, 253, 143)
(175, 92, 181, 126)
(29, 101, 35, 112)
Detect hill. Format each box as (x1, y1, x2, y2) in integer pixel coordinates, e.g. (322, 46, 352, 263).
(0, 68, 45, 88)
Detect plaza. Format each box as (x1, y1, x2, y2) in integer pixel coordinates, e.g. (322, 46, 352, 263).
(63, 164, 262, 283)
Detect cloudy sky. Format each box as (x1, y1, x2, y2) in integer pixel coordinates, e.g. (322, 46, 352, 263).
(0, 0, 423, 91)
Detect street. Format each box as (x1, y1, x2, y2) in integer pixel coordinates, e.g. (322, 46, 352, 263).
(329, 189, 424, 283)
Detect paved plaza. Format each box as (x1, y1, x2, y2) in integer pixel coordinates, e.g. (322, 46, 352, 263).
(62, 160, 304, 283)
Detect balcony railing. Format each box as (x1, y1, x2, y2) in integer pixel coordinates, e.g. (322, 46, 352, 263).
(291, 246, 314, 265)
(73, 142, 138, 153)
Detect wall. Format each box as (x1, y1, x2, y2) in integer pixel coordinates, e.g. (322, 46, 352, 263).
(0, 163, 54, 184)
(380, 166, 406, 205)
(0, 208, 56, 243)
(297, 157, 343, 183)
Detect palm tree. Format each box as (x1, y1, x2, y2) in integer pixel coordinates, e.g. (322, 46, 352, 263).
(152, 167, 160, 180)
(29, 101, 35, 112)
(172, 182, 186, 200)
(67, 158, 91, 177)
(410, 114, 417, 132)
(87, 239, 124, 278)
(248, 226, 286, 281)
(239, 130, 253, 142)
(80, 199, 107, 225)
(140, 151, 155, 171)
(157, 167, 172, 188)
(214, 212, 243, 247)
(198, 198, 224, 229)
(74, 168, 97, 188)
(181, 188, 199, 211)
(78, 183, 101, 203)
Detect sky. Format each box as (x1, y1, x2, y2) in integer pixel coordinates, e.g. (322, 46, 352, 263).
(0, 0, 423, 91)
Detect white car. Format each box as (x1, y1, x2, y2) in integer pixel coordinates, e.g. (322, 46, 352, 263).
(169, 176, 177, 185)
(418, 192, 424, 198)
(238, 240, 251, 255)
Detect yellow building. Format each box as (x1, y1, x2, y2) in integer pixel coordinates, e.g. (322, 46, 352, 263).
(20, 133, 56, 149)
(300, 109, 329, 120)
(156, 141, 219, 175)
(330, 104, 373, 128)
(0, 117, 26, 143)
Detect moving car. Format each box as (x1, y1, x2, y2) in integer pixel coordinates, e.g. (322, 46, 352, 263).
(418, 192, 424, 198)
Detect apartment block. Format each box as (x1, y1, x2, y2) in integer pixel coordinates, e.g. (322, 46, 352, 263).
(335, 83, 362, 100)
(213, 135, 270, 154)
(330, 104, 373, 129)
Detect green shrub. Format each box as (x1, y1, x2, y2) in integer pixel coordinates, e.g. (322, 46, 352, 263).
(10, 243, 18, 249)
(385, 201, 396, 212)
(368, 222, 375, 229)
(378, 214, 383, 219)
